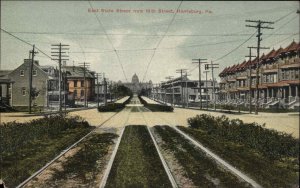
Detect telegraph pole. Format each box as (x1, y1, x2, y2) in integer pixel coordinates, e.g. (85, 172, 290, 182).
(184, 72, 191, 107)
(103, 74, 107, 106)
(95, 73, 102, 108)
(166, 76, 174, 106)
(203, 70, 209, 110)
(51, 43, 69, 112)
(246, 19, 274, 115)
(192, 58, 207, 109)
(28, 45, 38, 114)
(246, 47, 257, 114)
(297, 5, 300, 41)
(176, 69, 187, 107)
(205, 61, 219, 111)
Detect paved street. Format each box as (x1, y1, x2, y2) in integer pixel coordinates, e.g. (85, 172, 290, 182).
(1, 96, 298, 138)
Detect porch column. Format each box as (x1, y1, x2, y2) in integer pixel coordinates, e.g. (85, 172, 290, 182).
(267, 88, 269, 99)
(271, 88, 274, 98)
(296, 85, 299, 98)
(283, 87, 286, 100)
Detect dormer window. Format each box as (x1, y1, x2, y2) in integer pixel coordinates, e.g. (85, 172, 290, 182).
(20, 70, 24, 76)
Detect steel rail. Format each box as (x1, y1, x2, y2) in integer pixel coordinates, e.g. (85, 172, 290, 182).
(138, 106, 178, 188)
(99, 108, 132, 188)
(16, 108, 125, 187)
(172, 126, 262, 188)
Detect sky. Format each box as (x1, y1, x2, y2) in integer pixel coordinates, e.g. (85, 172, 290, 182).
(1, 1, 299, 83)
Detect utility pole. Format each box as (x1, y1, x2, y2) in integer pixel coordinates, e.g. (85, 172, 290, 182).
(184, 72, 191, 108)
(166, 76, 174, 106)
(246, 19, 273, 114)
(78, 62, 90, 108)
(28, 45, 38, 114)
(203, 70, 209, 110)
(176, 69, 187, 107)
(205, 61, 219, 111)
(51, 43, 69, 112)
(246, 47, 257, 114)
(192, 58, 207, 109)
(103, 75, 107, 106)
(95, 73, 102, 108)
(297, 5, 300, 42)
(246, 20, 274, 114)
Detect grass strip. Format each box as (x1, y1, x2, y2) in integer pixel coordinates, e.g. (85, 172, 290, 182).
(153, 125, 252, 188)
(138, 96, 173, 112)
(44, 132, 118, 186)
(179, 126, 299, 188)
(98, 96, 132, 112)
(105, 125, 172, 188)
(0, 115, 93, 187)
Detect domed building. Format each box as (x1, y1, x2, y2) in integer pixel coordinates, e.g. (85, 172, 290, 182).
(120, 73, 152, 94)
(132, 73, 139, 84)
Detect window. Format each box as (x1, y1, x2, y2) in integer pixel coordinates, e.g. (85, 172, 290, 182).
(81, 80, 84, 87)
(291, 70, 295, 80)
(74, 89, 77, 97)
(33, 70, 37, 76)
(21, 87, 26, 96)
(295, 69, 299, 79)
(74, 80, 77, 87)
(263, 75, 266, 83)
(20, 70, 24, 76)
(81, 90, 84, 97)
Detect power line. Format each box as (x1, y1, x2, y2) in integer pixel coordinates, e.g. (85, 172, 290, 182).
(211, 9, 297, 63)
(264, 15, 298, 41)
(142, 1, 183, 82)
(88, 1, 128, 82)
(273, 9, 296, 23)
(6, 31, 296, 37)
(213, 32, 256, 62)
(271, 33, 299, 46)
(68, 38, 247, 53)
(1, 28, 56, 62)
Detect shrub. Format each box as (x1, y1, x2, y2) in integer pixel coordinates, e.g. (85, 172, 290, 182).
(187, 114, 299, 160)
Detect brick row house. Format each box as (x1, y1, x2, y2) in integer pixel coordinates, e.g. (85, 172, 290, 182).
(65, 66, 96, 102)
(218, 41, 300, 109)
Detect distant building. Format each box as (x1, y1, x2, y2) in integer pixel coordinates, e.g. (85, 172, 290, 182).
(218, 41, 300, 109)
(65, 66, 96, 102)
(118, 73, 152, 94)
(152, 75, 219, 106)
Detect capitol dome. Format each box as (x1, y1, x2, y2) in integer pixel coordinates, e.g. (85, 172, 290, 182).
(132, 73, 139, 84)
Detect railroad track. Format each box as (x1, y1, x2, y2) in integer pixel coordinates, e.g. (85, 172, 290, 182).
(99, 109, 131, 188)
(16, 108, 128, 188)
(98, 105, 178, 188)
(138, 106, 178, 188)
(150, 111, 262, 188)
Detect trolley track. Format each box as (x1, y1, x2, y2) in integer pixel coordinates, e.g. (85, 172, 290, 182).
(137, 97, 261, 187)
(99, 101, 178, 188)
(17, 108, 130, 188)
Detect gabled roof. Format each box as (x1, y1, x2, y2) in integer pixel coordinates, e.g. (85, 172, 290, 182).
(218, 40, 299, 77)
(64, 66, 95, 79)
(264, 48, 276, 60)
(282, 41, 300, 53)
